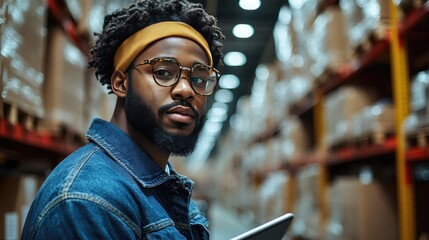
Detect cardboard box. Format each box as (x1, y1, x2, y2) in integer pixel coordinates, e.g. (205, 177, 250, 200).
(324, 85, 377, 147)
(0, 0, 47, 118)
(0, 175, 41, 240)
(83, 69, 116, 130)
(64, 0, 106, 34)
(291, 165, 322, 239)
(326, 177, 398, 240)
(40, 26, 87, 135)
(410, 71, 429, 114)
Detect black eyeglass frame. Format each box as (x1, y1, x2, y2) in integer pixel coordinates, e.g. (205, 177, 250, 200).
(130, 57, 220, 96)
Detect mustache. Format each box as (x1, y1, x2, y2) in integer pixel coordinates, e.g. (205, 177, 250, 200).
(158, 100, 200, 120)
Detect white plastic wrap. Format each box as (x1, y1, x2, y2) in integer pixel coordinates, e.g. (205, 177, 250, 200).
(41, 27, 87, 135)
(257, 171, 290, 224)
(410, 71, 429, 114)
(325, 85, 377, 148)
(84, 70, 116, 130)
(351, 101, 395, 143)
(278, 117, 308, 162)
(326, 177, 397, 240)
(404, 112, 429, 147)
(340, 0, 392, 48)
(0, 0, 47, 117)
(307, 7, 353, 77)
(64, 0, 107, 34)
(291, 165, 321, 239)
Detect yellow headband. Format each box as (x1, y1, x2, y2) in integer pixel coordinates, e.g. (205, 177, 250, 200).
(114, 21, 213, 72)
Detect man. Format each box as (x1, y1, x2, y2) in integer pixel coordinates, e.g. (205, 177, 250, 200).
(22, 0, 224, 239)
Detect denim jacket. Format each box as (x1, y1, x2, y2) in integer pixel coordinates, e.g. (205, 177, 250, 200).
(22, 118, 209, 239)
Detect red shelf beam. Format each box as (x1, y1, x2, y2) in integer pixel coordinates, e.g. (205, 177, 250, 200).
(326, 137, 397, 165)
(0, 119, 81, 162)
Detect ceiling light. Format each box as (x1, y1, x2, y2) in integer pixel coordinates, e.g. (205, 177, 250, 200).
(233, 24, 254, 38)
(215, 89, 234, 103)
(239, 0, 261, 10)
(204, 121, 223, 134)
(224, 52, 247, 66)
(219, 74, 240, 89)
(208, 106, 228, 122)
(255, 64, 269, 81)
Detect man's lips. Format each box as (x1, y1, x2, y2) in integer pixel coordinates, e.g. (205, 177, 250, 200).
(165, 106, 196, 124)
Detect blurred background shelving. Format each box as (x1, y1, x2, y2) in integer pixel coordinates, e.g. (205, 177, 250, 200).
(1, 0, 429, 240)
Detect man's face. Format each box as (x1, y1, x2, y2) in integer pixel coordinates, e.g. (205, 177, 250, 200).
(124, 37, 210, 156)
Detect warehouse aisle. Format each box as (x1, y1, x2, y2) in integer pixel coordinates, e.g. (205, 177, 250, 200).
(209, 201, 254, 240)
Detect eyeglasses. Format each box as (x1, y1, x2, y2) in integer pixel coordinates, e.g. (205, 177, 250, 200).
(131, 57, 220, 96)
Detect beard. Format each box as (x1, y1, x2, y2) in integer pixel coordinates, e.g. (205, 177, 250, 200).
(124, 90, 205, 157)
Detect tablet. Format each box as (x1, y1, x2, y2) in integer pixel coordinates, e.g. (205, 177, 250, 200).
(230, 213, 294, 240)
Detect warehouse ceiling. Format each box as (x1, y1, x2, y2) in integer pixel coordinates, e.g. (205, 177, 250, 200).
(183, 0, 285, 159)
(194, 0, 284, 130)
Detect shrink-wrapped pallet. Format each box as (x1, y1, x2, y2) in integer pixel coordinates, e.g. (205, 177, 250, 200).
(0, 175, 43, 239)
(324, 85, 377, 148)
(84, 70, 116, 130)
(257, 171, 290, 224)
(64, 0, 106, 35)
(352, 101, 395, 144)
(404, 112, 429, 148)
(410, 71, 429, 114)
(326, 177, 397, 240)
(291, 165, 321, 239)
(340, 0, 393, 49)
(278, 117, 308, 162)
(404, 71, 429, 147)
(307, 7, 353, 77)
(40, 27, 86, 135)
(0, 0, 47, 118)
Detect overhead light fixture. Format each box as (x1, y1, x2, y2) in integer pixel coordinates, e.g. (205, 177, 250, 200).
(204, 121, 223, 134)
(239, 0, 261, 10)
(233, 24, 254, 38)
(224, 51, 247, 66)
(219, 74, 240, 89)
(207, 105, 228, 122)
(255, 64, 269, 81)
(215, 89, 234, 103)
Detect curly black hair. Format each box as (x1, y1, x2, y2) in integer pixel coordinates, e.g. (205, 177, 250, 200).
(88, 0, 225, 93)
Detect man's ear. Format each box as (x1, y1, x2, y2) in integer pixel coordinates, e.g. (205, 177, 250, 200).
(111, 71, 128, 97)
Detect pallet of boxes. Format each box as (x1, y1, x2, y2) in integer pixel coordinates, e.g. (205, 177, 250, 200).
(0, 0, 115, 238)
(0, 1, 48, 239)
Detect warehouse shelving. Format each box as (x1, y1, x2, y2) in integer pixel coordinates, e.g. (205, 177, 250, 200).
(290, 5, 429, 118)
(239, 3, 429, 240)
(407, 147, 429, 162)
(293, 3, 428, 240)
(0, 0, 87, 167)
(0, 117, 80, 162)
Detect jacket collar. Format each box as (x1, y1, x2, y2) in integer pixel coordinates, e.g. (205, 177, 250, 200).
(85, 118, 177, 188)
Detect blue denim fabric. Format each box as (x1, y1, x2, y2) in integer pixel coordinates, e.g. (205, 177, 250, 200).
(21, 118, 209, 239)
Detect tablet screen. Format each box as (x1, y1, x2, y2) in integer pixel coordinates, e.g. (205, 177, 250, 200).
(230, 213, 294, 240)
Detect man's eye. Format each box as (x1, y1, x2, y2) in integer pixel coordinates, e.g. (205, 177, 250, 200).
(154, 69, 174, 78)
(191, 77, 206, 85)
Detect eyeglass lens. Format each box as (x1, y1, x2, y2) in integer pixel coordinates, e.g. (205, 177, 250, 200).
(152, 60, 217, 95)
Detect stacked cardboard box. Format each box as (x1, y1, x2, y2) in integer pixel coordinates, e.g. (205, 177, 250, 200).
(0, 175, 43, 239)
(83, 69, 116, 130)
(0, 0, 47, 118)
(326, 177, 398, 240)
(340, 0, 393, 49)
(40, 27, 87, 136)
(405, 70, 429, 147)
(291, 165, 322, 240)
(307, 7, 354, 77)
(324, 85, 377, 148)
